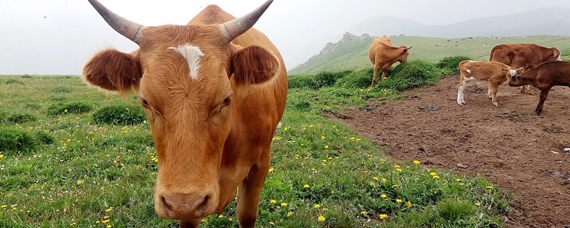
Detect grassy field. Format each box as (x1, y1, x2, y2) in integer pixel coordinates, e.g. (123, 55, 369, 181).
(290, 35, 570, 75)
(0, 75, 512, 227)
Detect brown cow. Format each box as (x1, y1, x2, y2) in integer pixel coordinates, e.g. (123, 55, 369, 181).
(508, 61, 570, 115)
(83, 1, 287, 227)
(489, 43, 561, 94)
(368, 35, 412, 88)
(457, 60, 517, 106)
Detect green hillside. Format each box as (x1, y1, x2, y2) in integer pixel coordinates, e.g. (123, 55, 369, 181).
(289, 35, 570, 75)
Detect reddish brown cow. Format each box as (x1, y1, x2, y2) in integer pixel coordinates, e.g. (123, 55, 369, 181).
(368, 35, 412, 88)
(508, 61, 570, 115)
(83, 1, 287, 227)
(489, 43, 561, 94)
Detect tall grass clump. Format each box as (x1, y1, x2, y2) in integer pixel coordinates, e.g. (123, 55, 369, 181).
(47, 101, 93, 116)
(314, 71, 349, 88)
(21, 74, 33, 78)
(0, 128, 36, 155)
(5, 79, 24, 85)
(6, 113, 37, 124)
(335, 68, 374, 88)
(436, 56, 471, 75)
(288, 74, 319, 90)
(92, 104, 146, 125)
(52, 86, 72, 93)
(377, 60, 441, 91)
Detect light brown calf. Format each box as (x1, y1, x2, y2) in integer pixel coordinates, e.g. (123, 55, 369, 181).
(368, 35, 412, 88)
(457, 60, 517, 106)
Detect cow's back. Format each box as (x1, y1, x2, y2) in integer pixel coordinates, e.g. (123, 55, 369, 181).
(490, 44, 553, 69)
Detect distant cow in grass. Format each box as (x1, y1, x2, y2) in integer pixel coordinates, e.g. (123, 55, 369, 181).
(457, 60, 517, 106)
(508, 61, 570, 115)
(489, 43, 561, 94)
(368, 35, 412, 88)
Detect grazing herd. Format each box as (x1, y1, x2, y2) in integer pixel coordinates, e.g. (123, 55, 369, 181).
(82, 0, 569, 226)
(367, 37, 568, 115)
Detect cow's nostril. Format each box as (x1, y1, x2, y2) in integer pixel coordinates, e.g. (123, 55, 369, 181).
(161, 196, 172, 212)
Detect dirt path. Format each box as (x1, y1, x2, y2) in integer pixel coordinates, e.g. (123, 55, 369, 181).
(338, 75, 570, 227)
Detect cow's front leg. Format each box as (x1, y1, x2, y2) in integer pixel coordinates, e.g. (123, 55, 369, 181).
(535, 88, 551, 115)
(236, 162, 269, 228)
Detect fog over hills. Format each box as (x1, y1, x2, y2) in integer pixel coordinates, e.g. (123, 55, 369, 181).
(347, 7, 570, 38)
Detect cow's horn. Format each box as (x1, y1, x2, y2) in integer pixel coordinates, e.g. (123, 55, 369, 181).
(220, 0, 273, 41)
(88, 0, 145, 44)
(407, 46, 413, 50)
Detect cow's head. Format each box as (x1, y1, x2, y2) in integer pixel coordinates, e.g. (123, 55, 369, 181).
(398, 46, 412, 63)
(83, 0, 279, 221)
(507, 67, 527, 87)
(552, 48, 562, 61)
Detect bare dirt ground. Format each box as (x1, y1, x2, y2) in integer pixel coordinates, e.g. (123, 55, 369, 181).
(337, 75, 570, 227)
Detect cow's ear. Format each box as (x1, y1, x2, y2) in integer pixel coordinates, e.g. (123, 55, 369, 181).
(83, 49, 142, 94)
(231, 45, 279, 85)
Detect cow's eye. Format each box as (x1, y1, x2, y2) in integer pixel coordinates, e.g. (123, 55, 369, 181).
(223, 97, 231, 106)
(142, 99, 149, 106)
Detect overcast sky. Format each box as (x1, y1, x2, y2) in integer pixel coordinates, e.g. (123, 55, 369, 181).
(1, 0, 569, 75)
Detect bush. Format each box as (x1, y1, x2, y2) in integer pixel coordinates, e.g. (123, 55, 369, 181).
(435, 198, 477, 223)
(436, 56, 471, 75)
(35, 131, 55, 144)
(6, 79, 24, 85)
(378, 60, 441, 91)
(92, 105, 146, 125)
(21, 74, 33, 78)
(47, 102, 93, 116)
(335, 68, 374, 88)
(0, 128, 36, 155)
(314, 71, 347, 88)
(7, 113, 37, 124)
(288, 74, 318, 90)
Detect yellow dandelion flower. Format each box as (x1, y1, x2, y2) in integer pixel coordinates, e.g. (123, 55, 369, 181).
(381, 194, 387, 198)
(475, 202, 481, 206)
(281, 202, 288, 207)
(218, 214, 224, 218)
(303, 184, 310, 188)
(360, 211, 366, 215)
(287, 211, 293, 217)
(429, 171, 437, 176)
(270, 199, 277, 204)
(77, 180, 83, 185)
(396, 168, 402, 172)
(373, 176, 379, 181)
(432, 175, 440, 179)
(228, 218, 232, 221)
(413, 160, 420, 165)
(391, 184, 398, 188)
(456, 178, 461, 182)
(379, 214, 388, 220)
(317, 215, 326, 221)
(0, 154, 4, 159)
(105, 207, 113, 213)
(396, 199, 402, 203)
(268, 167, 274, 173)
(269, 221, 275, 225)
(106, 225, 112, 228)
(321, 136, 325, 140)
(314, 204, 320, 209)
(406, 201, 412, 208)
(486, 185, 493, 189)
(1, 205, 7, 208)
(284, 127, 288, 131)
(102, 219, 110, 223)
(393, 164, 401, 169)
(382, 178, 387, 182)
(324, 145, 329, 149)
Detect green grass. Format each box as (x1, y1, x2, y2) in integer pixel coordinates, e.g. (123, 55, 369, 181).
(0, 74, 513, 227)
(290, 35, 570, 75)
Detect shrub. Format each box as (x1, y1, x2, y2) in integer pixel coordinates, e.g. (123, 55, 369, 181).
(378, 60, 441, 91)
(335, 68, 374, 88)
(52, 86, 72, 93)
(288, 74, 318, 90)
(47, 102, 93, 116)
(6, 79, 24, 85)
(35, 131, 55, 144)
(21, 74, 33, 78)
(436, 56, 471, 75)
(7, 113, 37, 124)
(314, 71, 347, 88)
(92, 105, 146, 125)
(0, 128, 36, 155)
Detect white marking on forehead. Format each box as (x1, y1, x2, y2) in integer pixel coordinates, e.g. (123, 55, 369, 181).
(509, 69, 517, 76)
(168, 44, 204, 79)
(466, 69, 471, 74)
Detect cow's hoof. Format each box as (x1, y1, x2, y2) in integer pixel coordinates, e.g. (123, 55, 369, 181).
(535, 109, 542, 115)
(493, 103, 498, 107)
